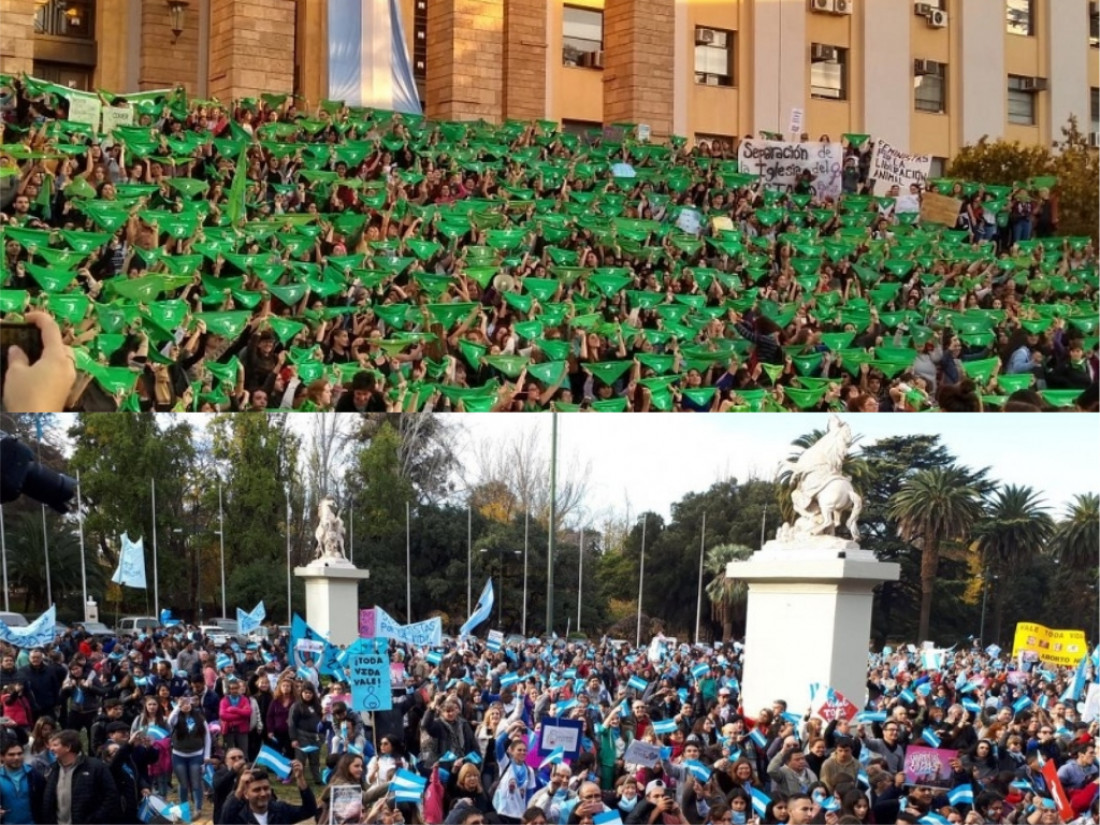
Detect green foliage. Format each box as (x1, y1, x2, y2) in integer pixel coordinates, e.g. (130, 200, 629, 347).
(947, 116, 1099, 243)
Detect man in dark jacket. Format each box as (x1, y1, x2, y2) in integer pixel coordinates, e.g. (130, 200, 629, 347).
(221, 761, 317, 824)
(16, 649, 63, 722)
(40, 729, 120, 824)
(212, 747, 248, 824)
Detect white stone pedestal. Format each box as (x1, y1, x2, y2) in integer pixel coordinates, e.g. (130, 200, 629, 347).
(727, 548, 899, 717)
(294, 560, 371, 647)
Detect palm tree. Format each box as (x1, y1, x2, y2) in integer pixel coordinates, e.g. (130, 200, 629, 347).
(889, 466, 985, 642)
(704, 543, 754, 642)
(1048, 493, 1099, 568)
(973, 485, 1054, 645)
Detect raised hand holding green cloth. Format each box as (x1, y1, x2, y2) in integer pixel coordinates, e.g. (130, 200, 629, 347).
(584, 360, 632, 386)
(192, 310, 251, 338)
(959, 357, 999, 385)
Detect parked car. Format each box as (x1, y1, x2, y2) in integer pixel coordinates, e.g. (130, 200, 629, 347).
(0, 611, 28, 628)
(78, 621, 115, 637)
(115, 616, 160, 636)
(201, 619, 242, 646)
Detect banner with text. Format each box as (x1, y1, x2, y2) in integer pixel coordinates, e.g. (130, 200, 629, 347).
(1011, 622, 1087, 667)
(361, 606, 443, 647)
(869, 138, 932, 195)
(737, 139, 843, 200)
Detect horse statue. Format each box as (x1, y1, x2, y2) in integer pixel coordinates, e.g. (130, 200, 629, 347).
(313, 497, 346, 561)
(779, 414, 863, 543)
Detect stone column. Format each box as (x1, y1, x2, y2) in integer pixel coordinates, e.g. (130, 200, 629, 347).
(602, 0, 674, 139)
(208, 0, 296, 102)
(502, 0, 547, 121)
(0, 0, 36, 77)
(294, 560, 371, 648)
(426, 0, 504, 122)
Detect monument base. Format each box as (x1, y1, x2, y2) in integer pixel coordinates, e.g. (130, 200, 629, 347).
(727, 554, 899, 717)
(294, 560, 370, 647)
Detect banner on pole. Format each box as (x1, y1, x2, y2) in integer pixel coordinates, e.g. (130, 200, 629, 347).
(111, 533, 147, 589)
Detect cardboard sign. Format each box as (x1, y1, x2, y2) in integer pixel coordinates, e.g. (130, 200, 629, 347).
(919, 191, 963, 227)
(1011, 622, 1088, 667)
(359, 608, 376, 638)
(903, 745, 956, 789)
(869, 138, 932, 195)
(347, 637, 392, 712)
(623, 739, 662, 768)
(67, 95, 102, 129)
(738, 139, 843, 199)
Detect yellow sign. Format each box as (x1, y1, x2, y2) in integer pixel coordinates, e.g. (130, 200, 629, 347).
(1011, 622, 1087, 666)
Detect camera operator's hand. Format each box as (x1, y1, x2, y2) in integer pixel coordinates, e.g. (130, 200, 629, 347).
(4, 311, 77, 412)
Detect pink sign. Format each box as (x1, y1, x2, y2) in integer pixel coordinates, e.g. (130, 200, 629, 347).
(359, 608, 376, 638)
(903, 745, 955, 788)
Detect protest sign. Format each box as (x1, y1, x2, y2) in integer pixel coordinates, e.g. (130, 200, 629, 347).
(1040, 758, 1075, 822)
(390, 662, 406, 688)
(101, 103, 134, 135)
(347, 637, 392, 713)
(623, 739, 662, 768)
(290, 613, 341, 675)
(868, 139, 932, 195)
(919, 191, 963, 227)
(358, 608, 376, 638)
(738, 139, 843, 199)
(487, 629, 504, 651)
(903, 745, 955, 788)
(808, 683, 858, 722)
(67, 95, 102, 130)
(538, 718, 583, 759)
(1011, 622, 1087, 667)
(329, 784, 363, 824)
(373, 605, 443, 646)
(788, 107, 804, 136)
(0, 605, 56, 649)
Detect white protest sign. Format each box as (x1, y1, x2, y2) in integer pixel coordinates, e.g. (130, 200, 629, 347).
(67, 95, 102, 129)
(868, 138, 932, 195)
(101, 104, 135, 135)
(539, 718, 582, 755)
(623, 739, 661, 768)
(636, 124, 651, 142)
(487, 629, 504, 649)
(788, 107, 804, 135)
(738, 138, 843, 200)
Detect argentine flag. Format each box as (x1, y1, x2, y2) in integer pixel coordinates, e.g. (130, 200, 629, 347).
(236, 601, 265, 635)
(460, 579, 494, 637)
(627, 675, 649, 693)
(947, 784, 974, 806)
(749, 787, 772, 818)
(255, 744, 293, 780)
(328, 0, 422, 113)
(921, 728, 942, 748)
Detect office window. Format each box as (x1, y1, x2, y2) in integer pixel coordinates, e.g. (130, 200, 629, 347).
(1006, 0, 1033, 36)
(914, 61, 946, 113)
(810, 44, 847, 100)
(1090, 1, 1098, 48)
(694, 27, 734, 87)
(929, 157, 947, 179)
(563, 6, 603, 68)
(1007, 76, 1037, 125)
(1091, 87, 1099, 136)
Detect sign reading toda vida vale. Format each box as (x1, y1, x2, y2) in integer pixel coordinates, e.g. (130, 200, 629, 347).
(738, 139, 843, 200)
(347, 637, 392, 713)
(868, 138, 933, 195)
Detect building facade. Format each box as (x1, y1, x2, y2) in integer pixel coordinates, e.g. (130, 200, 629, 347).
(2, 0, 1096, 165)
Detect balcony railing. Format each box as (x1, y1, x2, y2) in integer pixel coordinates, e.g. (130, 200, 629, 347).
(34, 0, 95, 40)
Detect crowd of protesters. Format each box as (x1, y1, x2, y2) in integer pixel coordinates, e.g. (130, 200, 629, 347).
(1, 74, 1096, 413)
(0, 619, 1096, 824)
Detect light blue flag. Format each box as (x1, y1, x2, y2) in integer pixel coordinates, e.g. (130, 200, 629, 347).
(652, 718, 678, 736)
(392, 768, 427, 802)
(146, 725, 169, 741)
(692, 663, 709, 680)
(685, 759, 712, 782)
(627, 675, 649, 692)
(921, 728, 941, 748)
(426, 650, 443, 666)
(962, 698, 982, 714)
(1061, 654, 1089, 702)
(112, 533, 147, 589)
(459, 579, 494, 637)
(0, 605, 56, 649)
(749, 787, 772, 818)
(593, 811, 625, 825)
(162, 801, 192, 823)
(255, 744, 293, 779)
(1013, 695, 1033, 714)
(539, 747, 565, 769)
(899, 688, 917, 704)
(919, 814, 951, 825)
(947, 784, 974, 806)
(748, 727, 768, 748)
(236, 601, 265, 635)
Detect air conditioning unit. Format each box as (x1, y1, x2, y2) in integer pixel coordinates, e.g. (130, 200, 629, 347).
(811, 0, 835, 13)
(928, 8, 948, 27)
(696, 28, 717, 45)
(705, 74, 720, 86)
(914, 2, 933, 16)
(811, 44, 839, 61)
(914, 58, 938, 75)
(1020, 76, 1048, 91)
(592, 50, 604, 69)
(1090, 132, 1100, 147)
(834, 0, 853, 14)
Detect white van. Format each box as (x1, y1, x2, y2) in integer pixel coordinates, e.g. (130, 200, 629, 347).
(115, 616, 160, 636)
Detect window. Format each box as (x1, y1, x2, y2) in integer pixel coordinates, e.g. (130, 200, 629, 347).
(929, 157, 947, 179)
(1007, 75, 1037, 125)
(914, 61, 946, 113)
(1091, 87, 1099, 136)
(34, 0, 94, 38)
(563, 6, 603, 68)
(810, 44, 847, 100)
(694, 27, 734, 87)
(413, 0, 427, 87)
(1006, 0, 1033, 36)
(1090, 2, 1098, 48)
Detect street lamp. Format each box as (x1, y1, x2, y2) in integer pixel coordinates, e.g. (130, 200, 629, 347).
(480, 547, 520, 628)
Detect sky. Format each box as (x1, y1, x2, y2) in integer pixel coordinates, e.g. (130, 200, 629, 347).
(451, 414, 1099, 522)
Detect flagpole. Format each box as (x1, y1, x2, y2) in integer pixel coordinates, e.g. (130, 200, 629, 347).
(577, 528, 583, 634)
(0, 503, 8, 612)
(151, 478, 160, 618)
(349, 501, 354, 565)
(522, 509, 529, 637)
(467, 504, 472, 616)
(695, 511, 706, 645)
(219, 482, 226, 619)
(41, 504, 51, 607)
(77, 473, 88, 620)
(546, 413, 558, 635)
(636, 515, 646, 648)
(406, 500, 412, 623)
(285, 487, 292, 626)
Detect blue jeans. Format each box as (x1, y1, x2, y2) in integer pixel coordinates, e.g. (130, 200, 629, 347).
(172, 752, 204, 810)
(1012, 218, 1032, 243)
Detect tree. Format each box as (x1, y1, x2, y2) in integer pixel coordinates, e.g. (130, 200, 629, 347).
(889, 466, 985, 643)
(1048, 493, 1099, 568)
(947, 116, 1099, 243)
(973, 485, 1054, 645)
(704, 544, 754, 642)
